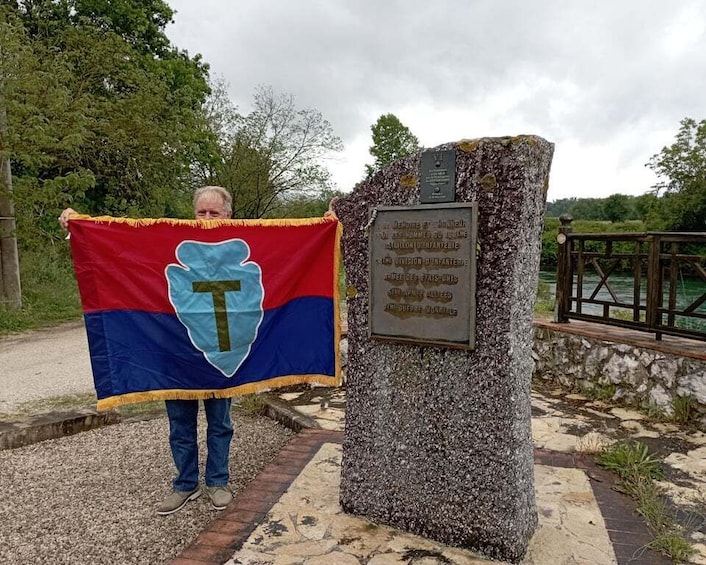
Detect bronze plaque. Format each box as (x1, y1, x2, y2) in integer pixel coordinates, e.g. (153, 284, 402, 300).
(368, 203, 477, 349)
(420, 149, 456, 203)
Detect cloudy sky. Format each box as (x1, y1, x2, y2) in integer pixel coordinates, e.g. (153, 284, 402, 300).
(165, 0, 706, 202)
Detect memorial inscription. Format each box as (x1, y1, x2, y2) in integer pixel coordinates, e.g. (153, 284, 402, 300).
(420, 149, 456, 203)
(369, 203, 477, 348)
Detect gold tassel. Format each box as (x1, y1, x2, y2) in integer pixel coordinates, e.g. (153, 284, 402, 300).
(71, 214, 339, 229)
(96, 374, 341, 411)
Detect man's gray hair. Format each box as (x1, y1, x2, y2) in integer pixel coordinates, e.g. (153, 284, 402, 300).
(193, 186, 233, 214)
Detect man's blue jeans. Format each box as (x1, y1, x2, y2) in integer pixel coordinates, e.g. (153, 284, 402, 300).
(165, 398, 233, 491)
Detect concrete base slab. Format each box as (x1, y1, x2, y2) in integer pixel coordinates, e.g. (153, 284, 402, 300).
(227, 444, 617, 565)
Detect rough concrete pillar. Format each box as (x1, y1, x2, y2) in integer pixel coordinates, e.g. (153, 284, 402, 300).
(336, 136, 554, 562)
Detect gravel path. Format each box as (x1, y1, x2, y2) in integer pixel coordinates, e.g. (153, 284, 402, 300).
(0, 410, 294, 565)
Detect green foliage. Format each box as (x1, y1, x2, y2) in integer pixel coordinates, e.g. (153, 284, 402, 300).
(648, 533, 697, 564)
(2, 0, 213, 250)
(0, 246, 82, 335)
(265, 189, 343, 219)
(115, 399, 166, 419)
(568, 197, 608, 220)
(0, 392, 96, 420)
(580, 382, 617, 402)
(235, 394, 267, 416)
(597, 440, 664, 483)
(632, 476, 669, 526)
(631, 474, 698, 564)
(533, 279, 554, 317)
(641, 401, 667, 421)
(545, 197, 576, 217)
(545, 195, 640, 222)
(1, 5, 347, 331)
(365, 113, 420, 177)
(602, 193, 631, 222)
(671, 395, 695, 424)
(540, 218, 646, 269)
(199, 85, 343, 219)
(597, 441, 696, 562)
(634, 193, 668, 231)
(647, 117, 706, 231)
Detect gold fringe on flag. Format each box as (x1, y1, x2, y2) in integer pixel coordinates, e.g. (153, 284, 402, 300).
(96, 373, 341, 411)
(69, 213, 337, 229)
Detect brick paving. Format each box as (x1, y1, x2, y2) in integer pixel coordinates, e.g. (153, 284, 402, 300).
(172, 431, 671, 565)
(171, 429, 343, 565)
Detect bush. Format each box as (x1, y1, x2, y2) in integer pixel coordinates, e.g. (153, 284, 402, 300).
(0, 246, 82, 335)
(541, 218, 647, 270)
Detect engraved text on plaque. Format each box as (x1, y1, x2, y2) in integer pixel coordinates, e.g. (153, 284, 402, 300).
(368, 203, 477, 348)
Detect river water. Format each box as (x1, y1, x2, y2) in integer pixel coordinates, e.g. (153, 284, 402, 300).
(538, 270, 706, 330)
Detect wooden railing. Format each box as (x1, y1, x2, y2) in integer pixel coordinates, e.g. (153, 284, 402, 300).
(555, 216, 706, 341)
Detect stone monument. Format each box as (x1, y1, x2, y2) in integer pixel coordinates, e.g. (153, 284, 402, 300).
(335, 136, 554, 562)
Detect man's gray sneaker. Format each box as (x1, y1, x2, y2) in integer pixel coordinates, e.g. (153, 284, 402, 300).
(157, 487, 201, 516)
(206, 486, 232, 510)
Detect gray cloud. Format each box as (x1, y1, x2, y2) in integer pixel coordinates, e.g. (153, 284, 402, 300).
(167, 0, 706, 198)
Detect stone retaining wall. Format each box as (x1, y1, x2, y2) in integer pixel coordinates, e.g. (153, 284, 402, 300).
(532, 321, 706, 431)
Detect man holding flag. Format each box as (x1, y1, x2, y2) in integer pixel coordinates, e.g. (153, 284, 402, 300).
(60, 188, 339, 516)
(60, 186, 236, 514)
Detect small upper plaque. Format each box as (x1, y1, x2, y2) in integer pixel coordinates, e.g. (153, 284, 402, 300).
(420, 149, 456, 204)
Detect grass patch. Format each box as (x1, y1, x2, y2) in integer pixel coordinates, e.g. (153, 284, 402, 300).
(598, 440, 664, 484)
(0, 247, 82, 337)
(115, 400, 166, 419)
(0, 393, 167, 422)
(575, 432, 610, 455)
(234, 394, 267, 416)
(580, 382, 616, 402)
(640, 400, 668, 421)
(671, 395, 695, 424)
(0, 392, 97, 420)
(648, 533, 697, 564)
(534, 279, 555, 318)
(597, 441, 696, 562)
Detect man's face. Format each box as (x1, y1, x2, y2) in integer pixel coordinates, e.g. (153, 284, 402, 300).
(194, 193, 231, 219)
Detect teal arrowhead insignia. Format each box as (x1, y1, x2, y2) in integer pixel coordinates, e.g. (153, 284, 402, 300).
(166, 239, 264, 377)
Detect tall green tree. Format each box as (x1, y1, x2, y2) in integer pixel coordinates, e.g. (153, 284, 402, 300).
(4, 0, 213, 249)
(199, 85, 343, 219)
(365, 113, 420, 177)
(646, 117, 706, 231)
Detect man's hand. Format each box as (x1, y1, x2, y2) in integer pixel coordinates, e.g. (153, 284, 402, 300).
(324, 197, 339, 220)
(59, 208, 78, 231)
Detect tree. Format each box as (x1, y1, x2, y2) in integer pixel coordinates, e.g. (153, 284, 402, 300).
(199, 85, 343, 219)
(646, 117, 706, 231)
(0, 7, 41, 309)
(365, 113, 420, 177)
(602, 193, 630, 223)
(545, 197, 577, 217)
(4, 0, 213, 248)
(567, 198, 605, 221)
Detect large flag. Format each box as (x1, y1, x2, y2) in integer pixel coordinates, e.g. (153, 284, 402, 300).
(68, 215, 342, 410)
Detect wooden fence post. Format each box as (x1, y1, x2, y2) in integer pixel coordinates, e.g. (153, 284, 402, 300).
(646, 234, 662, 340)
(0, 106, 22, 311)
(555, 214, 573, 322)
